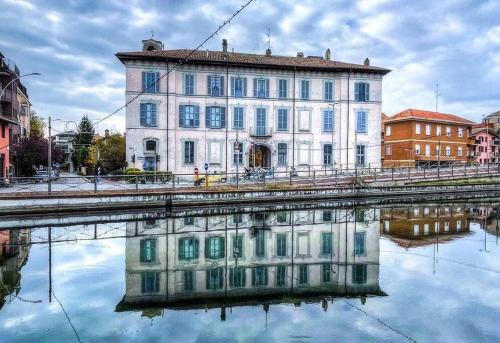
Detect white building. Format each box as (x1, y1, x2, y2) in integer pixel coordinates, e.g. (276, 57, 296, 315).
(117, 208, 382, 312)
(116, 39, 390, 175)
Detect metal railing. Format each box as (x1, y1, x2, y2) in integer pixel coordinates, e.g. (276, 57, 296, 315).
(1, 162, 500, 196)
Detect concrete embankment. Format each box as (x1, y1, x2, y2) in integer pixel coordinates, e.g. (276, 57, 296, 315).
(1, 183, 500, 216)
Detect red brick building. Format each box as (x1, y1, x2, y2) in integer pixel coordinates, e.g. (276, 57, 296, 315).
(382, 109, 475, 167)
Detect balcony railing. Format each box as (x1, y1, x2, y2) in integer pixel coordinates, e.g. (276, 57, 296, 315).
(0, 89, 14, 103)
(249, 126, 272, 138)
(0, 57, 20, 76)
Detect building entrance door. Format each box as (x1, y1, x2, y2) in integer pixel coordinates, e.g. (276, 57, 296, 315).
(249, 145, 271, 168)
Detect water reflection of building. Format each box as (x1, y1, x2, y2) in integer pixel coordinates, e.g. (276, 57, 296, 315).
(380, 205, 471, 248)
(117, 209, 383, 316)
(0, 230, 30, 309)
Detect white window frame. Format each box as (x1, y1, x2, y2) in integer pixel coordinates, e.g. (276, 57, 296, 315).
(415, 123, 421, 135)
(386, 125, 391, 136)
(425, 124, 431, 135)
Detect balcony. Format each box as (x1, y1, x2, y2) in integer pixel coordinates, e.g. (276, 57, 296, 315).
(249, 126, 272, 138)
(0, 57, 20, 76)
(0, 89, 14, 103)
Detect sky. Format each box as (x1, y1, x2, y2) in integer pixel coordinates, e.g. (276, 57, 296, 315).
(0, 0, 499, 133)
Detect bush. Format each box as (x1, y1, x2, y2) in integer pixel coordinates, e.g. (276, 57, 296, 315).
(124, 169, 172, 183)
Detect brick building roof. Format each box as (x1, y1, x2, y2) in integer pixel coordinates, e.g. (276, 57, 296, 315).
(384, 109, 476, 125)
(115, 49, 391, 74)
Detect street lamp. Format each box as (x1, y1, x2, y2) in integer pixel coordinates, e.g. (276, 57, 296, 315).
(329, 102, 339, 172)
(0, 72, 41, 100)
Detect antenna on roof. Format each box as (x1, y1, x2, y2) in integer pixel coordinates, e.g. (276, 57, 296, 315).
(435, 83, 441, 112)
(267, 27, 271, 50)
(151, 30, 154, 39)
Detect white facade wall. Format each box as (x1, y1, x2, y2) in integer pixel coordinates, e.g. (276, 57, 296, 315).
(124, 60, 384, 174)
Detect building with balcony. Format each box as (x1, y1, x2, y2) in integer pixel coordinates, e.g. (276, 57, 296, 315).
(116, 209, 383, 315)
(471, 126, 499, 164)
(382, 109, 475, 167)
(54, 130, 76, 172)
(116, 39, 390, 174)
(482, 110, 500, 133)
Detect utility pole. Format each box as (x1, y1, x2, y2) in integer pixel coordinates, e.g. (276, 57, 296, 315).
(48, 116, 52, 194)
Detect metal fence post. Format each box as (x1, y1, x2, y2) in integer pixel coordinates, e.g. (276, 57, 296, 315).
(313, 170, 316, 185)
(308, 165, 311, 177)
(477, 164, 479, 175)
(172, 174, 176, 189)
(488, 162, 490, 175)
(408, 167, 411, 181)
(335, 169, 338, 187)
(94, 176, 98, 193)
(392, 167, 394, 181)
(48, 177, 51, 195)
(451, 164, 454, 177)
(289, 171, 292, 186)
(464, 163, 467, 177)
(423, 167, 426, 179)
(135, 175, 138, 191)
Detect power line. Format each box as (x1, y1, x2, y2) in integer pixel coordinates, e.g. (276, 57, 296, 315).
(94, 0, 256, 125)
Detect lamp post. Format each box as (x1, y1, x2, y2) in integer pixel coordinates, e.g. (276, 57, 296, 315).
(0, 72, 41, 100)
(329, 102, 339, 173)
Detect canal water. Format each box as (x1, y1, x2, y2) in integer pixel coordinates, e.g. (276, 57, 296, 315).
(1, 202, 500, 342)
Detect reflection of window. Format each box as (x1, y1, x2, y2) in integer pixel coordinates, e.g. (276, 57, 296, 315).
(229, 267, 246, 287)
(183, 270, 194, 291)
(276, 265, 287, 286)
(206, 237, 225, 259)
(354, 232, 366, 256)
(252, 266, 268, 286)
(232, 213, 243, 224)
(184, 217, 194, 226)
(297, 233, 309, 256)
(352, 264, 367, 284)
(233, 235, 243, 258)
(206, 268, 224, 290)
(276, 233, 287, 257)
(321, 264, 331, 283)
(140, 239, 156, 262)
(141, 272, 160, 293)
(299, 265, 308, 285)
(255, 230, 266, 257)
(321, 232, 333, 255)
(178, 238, 199, 260)
(276, 212, 288, 223)
(322, 210, 332, 222)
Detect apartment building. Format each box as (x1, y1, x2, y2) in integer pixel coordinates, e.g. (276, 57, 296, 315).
(472, 126, 499, 164)
(117, 209, 382, 313)
(482, 111, 500, 132)
(116, 38, 390, 174)
(382, 109, 475, 167)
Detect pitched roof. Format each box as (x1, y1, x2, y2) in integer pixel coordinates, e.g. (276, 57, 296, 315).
(384, 109, 475, 125)
(471, 127, 499, 137)
(485, 110, 500, 118)
(115, 49, 390, 74)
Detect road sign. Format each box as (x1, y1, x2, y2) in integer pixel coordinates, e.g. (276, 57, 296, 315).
(194, 167, 199, 175)
(204, 163, 208, 171)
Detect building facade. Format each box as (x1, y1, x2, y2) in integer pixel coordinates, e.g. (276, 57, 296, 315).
(472, 127, 499, 164)
(54, 130, 76, 172)
(482, 111, 500, 133)
(116, 39, 390, 174)
(382, 109, 475, 167)
(117, 208, 382, 313)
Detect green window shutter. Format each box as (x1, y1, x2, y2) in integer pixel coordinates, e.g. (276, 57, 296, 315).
(265, 79, 269, 98)
(205, 237, 210, 258)
(230, 77, 235, 96)
(179, 105, 185, 127)
(140, 240, 145, 262)
(142, 71, 147, 91)
(219, 237, 225, 258)
(205, 107, 211, 128)
(264, 267, 268, 285)
(207, 75, 212, 95)
(243, 78, 247, 96)
(365, 83, 370, 101)
(194, 106, 200, 127)
(154, 272, 160, 292)
(151, 239, 156, 261)
(220, 76, 224, 96)
(194, 239, 199, 258)
(178, 239, 185, 260)
(220, 107, 226, 128)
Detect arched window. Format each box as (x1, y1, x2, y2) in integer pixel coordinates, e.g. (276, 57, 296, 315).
(144, 139, 157, 153)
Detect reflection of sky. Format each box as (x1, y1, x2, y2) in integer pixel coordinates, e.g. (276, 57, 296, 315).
(1, 222, 500, 342)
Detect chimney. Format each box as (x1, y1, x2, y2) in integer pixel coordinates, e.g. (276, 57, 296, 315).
(297, 52, 304, 58)
(364, 58, 370, 66)
(222, 39, 228, 53)
(265, 48, 272, 57)
(325, 48, 331, 61)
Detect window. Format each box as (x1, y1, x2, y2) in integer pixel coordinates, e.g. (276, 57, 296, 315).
(413, 224, 419, 236)
(354, 232, 366, 256)
(206, 268, 223, 290)
(184, 74, 195, 95)
(415, 144, 421, 155)
(276, 265, 287, 286)
(386, 125, 391, 136)
(323, 110, 334, 132)
(233, 142, 243, 165)
(205, 237, 225, 259)
(255, 107, 267, 136)
(321, 232, 333, 255)
(184, 217, 194, 225)
(324, 80, 334, 101)
(356, 145, 366, 166)
(323, 144, 333, 165)
(140, 103, 157, 127)
(253, 78, 269, 98)
(231, 77, 247, 97)
(183, 270, 194, 291)
(385, 145, 392, 155)
(252, 266, 268, 286)
(426, 124, 431, 135)
(276, 233, 287, 257)
(277, 109, 288, 131)
(322, 264, 332, 283)
(458, 127, 464, 137)
(278, 79, 288, 98)
(183, 141, 195, 164)
(297, 234, 309, 256)
(445, 146, 451, 156)
(356, 111, 367, 132)
(446, 126, 451, 137)
(179, 105, 200, 128)
(255, 230, 266, 257)
(352, 264, 367, 284)
(458, 147, 463, 156)
(141, 272, 160, 293)
(436, 125, 442, 136)
(233, 235, 243, 258)
(355, 82, 369, 101)
(178, 238, 199, 260)
(323, 210, 332, 222)
(142, 71, 160, 93)
(276, 212, 288, 223)
(435, 145, 440, 156)
(145, 140, 157, 152)
(206, 106, 226, 128)
(229, 267, 246, 287)
(233, 213, 243, 224)
(300, 80, 310, 99)
(277, 143, 288, 166)
(415, 123, 421, 134)
(298, 265, 308, 285)
(207, 75, 224, 96)
(233, 107, 244, 129)
(140, 239, 156, 262)
(425, 144, 431, 156)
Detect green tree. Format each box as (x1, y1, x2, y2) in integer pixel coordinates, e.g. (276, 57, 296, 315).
(29, 111, 45, 138)
(73, 115, 95, 169)
(92, 133, 126, 174)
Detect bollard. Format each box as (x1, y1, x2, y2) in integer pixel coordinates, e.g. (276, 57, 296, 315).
(94, 176, 98, 193)
(172, 174, 176, 189)
(135, 175, 139, 191)
(313, 170, 316, 185)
